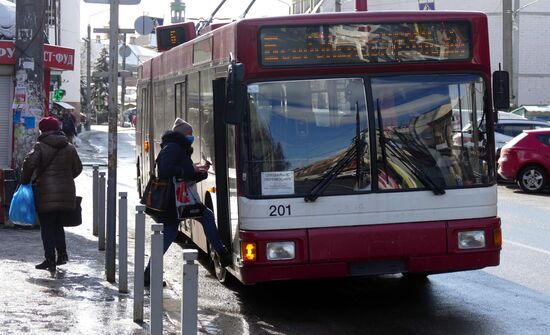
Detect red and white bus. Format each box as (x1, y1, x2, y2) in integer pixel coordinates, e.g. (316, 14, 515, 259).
(136, 11, 508, 284)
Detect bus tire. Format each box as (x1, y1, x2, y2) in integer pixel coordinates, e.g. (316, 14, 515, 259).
(209, 244, 237, 285)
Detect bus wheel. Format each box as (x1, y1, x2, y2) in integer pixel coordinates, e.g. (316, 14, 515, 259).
(209, 245, 229, 283)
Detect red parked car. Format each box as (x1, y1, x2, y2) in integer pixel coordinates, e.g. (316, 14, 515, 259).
(498, 129, 550, 193)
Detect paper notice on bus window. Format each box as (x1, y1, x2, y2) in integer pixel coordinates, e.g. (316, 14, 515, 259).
(261, 171, 294, 196)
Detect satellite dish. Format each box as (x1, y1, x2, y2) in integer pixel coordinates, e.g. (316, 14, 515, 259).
(119, 45, 132, 58)
(134, 16, 155, 35)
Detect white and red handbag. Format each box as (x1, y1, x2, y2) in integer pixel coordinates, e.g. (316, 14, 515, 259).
(173, 178, 204, 219)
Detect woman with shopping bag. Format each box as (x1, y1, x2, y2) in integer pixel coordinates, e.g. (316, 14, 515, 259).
(21, 116, 83, 272)
(143, 118, 231, 286)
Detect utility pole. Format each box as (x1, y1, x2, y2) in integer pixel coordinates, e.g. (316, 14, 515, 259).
(14, 0, 45, 170)
(86, 24, 92, 131)
(106, 0, 120, 283)
(511, 0, 520, 107)
(120, 33, 127, 127)
(84, 0, 139, 282)
(503, 0, 513, 109)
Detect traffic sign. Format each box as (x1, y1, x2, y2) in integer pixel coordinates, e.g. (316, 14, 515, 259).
(418, 2, 435, 10)
(119, 45, 131, 58)
(134, 16, 164, 35)
(134, 16, 155, 35)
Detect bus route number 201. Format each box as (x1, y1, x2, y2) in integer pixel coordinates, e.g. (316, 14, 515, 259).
(269, 205, 292, 217)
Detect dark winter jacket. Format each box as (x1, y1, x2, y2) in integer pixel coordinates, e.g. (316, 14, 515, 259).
(62, 113, 77, 137)
(21, 131, 83, 213)
(157, 131, 207, 182)
(150, 131, 207, 223)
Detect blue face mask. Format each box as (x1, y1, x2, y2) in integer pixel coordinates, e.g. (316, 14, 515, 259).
(186, 135, 194, 144)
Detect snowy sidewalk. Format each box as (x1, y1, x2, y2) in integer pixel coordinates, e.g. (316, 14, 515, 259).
(0, 127, 185, 335)
(0, 224, 159, 334)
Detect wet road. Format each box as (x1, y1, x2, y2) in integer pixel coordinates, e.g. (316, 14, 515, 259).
(80, 127, 550, 334)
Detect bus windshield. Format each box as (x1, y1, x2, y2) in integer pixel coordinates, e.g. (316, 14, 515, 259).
(373, 74, 490, 190)
(245, 74, 491, 197)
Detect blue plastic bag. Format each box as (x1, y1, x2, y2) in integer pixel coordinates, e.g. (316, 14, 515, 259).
(8, 184, 37, 226)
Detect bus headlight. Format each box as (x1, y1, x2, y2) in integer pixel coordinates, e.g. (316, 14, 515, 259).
(266, 242, 295, 261)
(458, 230, 486, 249)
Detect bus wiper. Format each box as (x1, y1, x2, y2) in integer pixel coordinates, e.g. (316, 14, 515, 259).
(305, 102, 363, 202)
(354, 101, 367, 189)
(383, 138, 446, 195)
(376, 99, 389, 183)
(304, 139, 358, 202)
(376, 101, 444, 195)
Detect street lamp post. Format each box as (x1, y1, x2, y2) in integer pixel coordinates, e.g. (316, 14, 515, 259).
(84, 0, 139, 282)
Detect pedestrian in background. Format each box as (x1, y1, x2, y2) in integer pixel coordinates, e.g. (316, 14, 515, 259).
(21, 116, 83, 272)
(61, 110, 77, 144)
(144, 118, 231, 286)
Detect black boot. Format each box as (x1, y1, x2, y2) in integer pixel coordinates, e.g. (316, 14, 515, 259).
(144, 268, 150, 287)
(144, 267, 166, 287)
(56, 251, 69, 265)
(36, 259, 56, 272)
(217, 248, 232, 268)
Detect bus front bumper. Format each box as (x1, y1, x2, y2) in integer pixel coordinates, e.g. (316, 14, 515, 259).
(237, 217, 501, 284)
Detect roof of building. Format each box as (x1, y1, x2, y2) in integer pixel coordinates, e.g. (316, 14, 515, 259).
(89, 40, 158, 71)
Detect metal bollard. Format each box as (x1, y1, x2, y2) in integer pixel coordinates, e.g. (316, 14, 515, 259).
(98, 172, 106, 251)
(118, 192, 128, 293)
(182, 249, 199, 335)
(92, 165, 99, 236)
(150, 223, 164, 335)
(133, 205, 146, 323)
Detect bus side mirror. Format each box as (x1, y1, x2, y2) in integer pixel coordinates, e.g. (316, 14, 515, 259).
(492, 71, 510, 110)
(225, 61, 245, 125)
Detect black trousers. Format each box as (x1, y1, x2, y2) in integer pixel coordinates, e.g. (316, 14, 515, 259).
(38, 211, 67, 261)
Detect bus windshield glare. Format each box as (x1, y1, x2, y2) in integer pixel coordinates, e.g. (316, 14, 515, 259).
(245, 74, 491, 197)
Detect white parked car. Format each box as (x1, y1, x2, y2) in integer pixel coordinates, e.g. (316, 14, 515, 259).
(493, 119, 550, 154)
(453, 112, 550, 155)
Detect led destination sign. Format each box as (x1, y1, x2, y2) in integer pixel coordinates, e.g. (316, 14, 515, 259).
(260, 21, 471, 67)
(156, 22, 196, 52)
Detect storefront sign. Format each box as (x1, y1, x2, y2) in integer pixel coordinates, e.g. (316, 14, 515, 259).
(0, 41, 75, 71)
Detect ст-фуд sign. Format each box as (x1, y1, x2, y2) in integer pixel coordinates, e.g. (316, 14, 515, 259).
(0, 41, 75, 71)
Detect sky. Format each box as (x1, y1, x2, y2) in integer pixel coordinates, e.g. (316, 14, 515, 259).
(80, 0, 291, 38)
